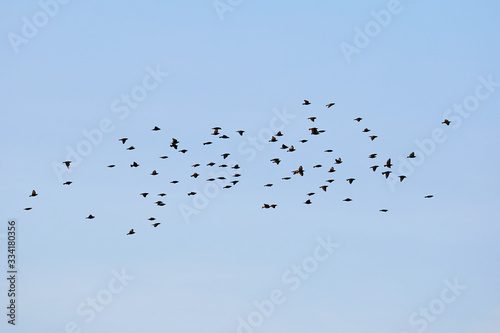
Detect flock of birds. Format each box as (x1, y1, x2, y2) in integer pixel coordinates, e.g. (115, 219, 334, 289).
(21, 100, 451, 235)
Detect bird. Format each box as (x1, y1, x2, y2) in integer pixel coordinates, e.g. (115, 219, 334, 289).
(343, 198, 352, 202)
(264, 184, 273, 187)
(303, 100, 311, 105)
(287, 145, 296, 152)
(232, 164, 240, 169)
(233, 174, 241, 177)
(213, 126, 222, 130)
(370, 135, 377, 141)
(192, 164, 200, 167)
(127, 229, 135, 235)
(362, 128, 370, 133)
(119, 138, 128, 144)
(326, 179, 335, 183)
(270, 204, 277, 208)
(29, 190, 37, 197)
(159, 156, 168, 159)
(207, 178, 215, 181)
(63, 181, 72, 185)
(140, 193, 149, 197)
(130, 162, 139, 167)
(354, 117, 362, 122)
(191, 173, 199, 178)
(280, 144, 288, 149)
(335, 158, 342, 164)
(230, 181, 239, 185)
(127, 146, 135, 150)
(307, 193, 315, 196)
(299, 140, 308, 143)
(236, 130, 245, 136)
(179, 149, 188, 153)
(442, 119, 451, 126)
(188, 192, 197, 196)
(308, 117, 316, 122)
(63, 161, 71, 169)
(155, 201, 165, 206)
(86, 214, 95, 219)
(151, 170, 158, 175)
(320, 185, 328, 192)
(152, 223, 161, 227)
(369, 153, 377, 158)
(370, 165, 379, 172)
(203, 142, 212, 145)
(219, 135, 230, 139)
(282, 177, 291, 180)
(221, 153, 230, 159)
(217, 177, 226, 180)
(107, 164, 116, 168)
(275, 131, 283, 136)
(326, 103, 335, 108)
(424, 195, 434, 198)
(304, 199, 312, 204)
(262, 204, 270, 209)
(313, 164, 322, 168)
(152, 126, 161, 131)
(211, 128, 219, 135)
(269, 136, 277, 142)
(324, 149, 333, 153)
(399, 175, 407, 182)
(384, 158, 392, 168)
(328, 167, 336, 173)
(346, 178, 355, 184)
(158, 193, 166, 197)
(207, 162, 215, 166)
(407, 152, 416, 158)
(379, 209, 388, 212)
(148, 217, 156, 221)
(24, 207, 32, 211)
(382, 171, 392, 179)
(293, 166, 304, 176)
(219, 164, 228, 168)
(309, 127, 320, 135)
(170, 180, 179, 184)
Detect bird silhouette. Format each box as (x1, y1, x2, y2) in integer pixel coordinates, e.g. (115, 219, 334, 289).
(236, 130, 245, 136)
(152, 126, 161, 131)
(203, 142, 212, 145)
(219, 135, 230, 139)
(304, 199, 312, 204)
(442, 119, 451, 126)
(151, 170, 158, 175)
(63, 161, 71, 169)
(424, 195, 434, 198)
(407, 152, 416, 158)
(370, 165, 379, 172)
(127, 146, 135, 150)
(320, 185, 328, 192)
(107, 164, 116, 168)
(24, 207, 32, 211)
(299, 139, 308, 143)
(303, 100, 311, 105)
(140, 193, 149, 197)
(127, 229, 135, 235)
(119, 138, 128, 144)
(369, 153, 377, 158)
(370, 135, 377, 141)
(354, 117, 362, 122)
(276, 131, 283, 137)
(399, 175, 407, 182)
(335, 158, 342, 164)
(384, 159, 392, 168)
(328, 167, 336, 173)
(152, 223, 161, 227)
(326, 103, 335, 108)
(207, 162, 215, 166)
(308, 117, 316, 122)
(29, 190, 37, 197)
(362, 128, 370, 133)
(188, 192, 197, 196)
(130, 162, 139, 167)
(379, 209, 388, 212)
(192, 163, 200, 167)
(222, 153, 230, 159)
(309, 127, 320, 135)
(86, 214, 95, 219)
(63, 181, 72, 185)
(343, 198, 352, 202)
(346, 178, 355, 184)
(381, 171, 392, 179)
(287, 145, 296, 152)
(269, 136, 277, 142)
(159, 156, 168, 159)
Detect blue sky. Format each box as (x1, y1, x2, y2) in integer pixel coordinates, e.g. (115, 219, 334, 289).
(1, 0, 500, 332)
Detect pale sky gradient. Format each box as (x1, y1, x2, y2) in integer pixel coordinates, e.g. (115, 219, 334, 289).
(1, 1, 500, 332)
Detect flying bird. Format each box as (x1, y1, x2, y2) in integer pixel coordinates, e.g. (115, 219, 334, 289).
(370, 135, 378, 141)
(152, 126, 161, 131)
(29, 190, 37, 197)
(275, 131, 283, 136)
(424, 195, 434, 198)
(170, 180, 179, 184)
(152, 223, 161, 227)
(282, 177, 291, 180)
(309, 127, 320, 135)
(382, 171, 392, 179)
(24, 207, 32, 211)
(236, 130, 245, 136)
(299, 140, 308, 143)
(326, 103, 335, 108)
(159, 156, 168, 159)
(307, 192, 315, 196)
(304, 199, 312, 204)
(369, 153, 377, 158)
(320, 185, 328, 192)
(407, 152, 416, 158)
(158, 193, 166, 197)
(399, 175, 407, 182)
(354, 117, 362, 122)
(192, 164, 200, 167)
(442, 119, 451, 126)
(179, 149, 188, 153)
(313, 164, 322, 168)
(346, 178, 355, 184)
(219, 135, 230, 139)
(343, 198, 352, 202)
(127, 229, 135, 235)
(264, 184, 273, 187)
(379, 209, 388, 212)
(63, 181, 72, 185)
(119, 138, 128, 144)
(334, 158, 342, 164)
(232, 164, 240, 169)
(107, 164, 116, 168)
(303, 100, 311, 105)
(328, 167, 335, 173)
(86, 214, 95, 219)
(384, 158, 392, 168)
(207, 162, 215, 166)
(151, 170, 158, 175)
(370, 165, 379, 171)
(127, 146, 135, 150)
(63, 161, 71, 169)
(222, 153, 230, 159)
(308, 117, 316, 122)
(287, 145, 296, 152)
(140, 193, 149, 197)
(324, 149, 333, 152)
(362, 128, 370, 133)
(148, 217, 156, 221)
(130, 161, 139, 167)
(325, 179, 335, 183)
(188, 192, 197, 196)
(269, 136, 277, 142)
(203, 142, 212, 145)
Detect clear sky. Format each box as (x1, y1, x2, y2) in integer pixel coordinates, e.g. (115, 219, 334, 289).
(1, 0, 500, 332)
